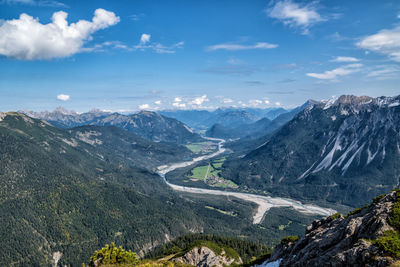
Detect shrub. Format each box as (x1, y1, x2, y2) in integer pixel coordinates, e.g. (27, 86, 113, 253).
(89, 242, 138, 266)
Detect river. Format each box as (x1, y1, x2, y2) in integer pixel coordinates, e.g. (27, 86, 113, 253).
(157, 138, 336, 224)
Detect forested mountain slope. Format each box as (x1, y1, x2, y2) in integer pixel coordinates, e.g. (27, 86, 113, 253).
(68, 125, 193, 170)
(0, 112, 299, 266)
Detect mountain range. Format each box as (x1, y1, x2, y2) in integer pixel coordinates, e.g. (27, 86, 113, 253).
(24, 108, 203, 144)
(222, 95, 400, 207)
(159, 107, 289, 132)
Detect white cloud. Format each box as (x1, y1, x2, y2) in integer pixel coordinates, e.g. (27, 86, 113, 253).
(264, 99, 270, 104)
(57, 94, 70, 101)
(206, 42, 278, 51)
(140, 33, 151, 44)
(275, 102, 281, 106)
(174, 97, 182, 102)
(306, 63, 363, 80)
(191, 95, 209, 105)
(367, 65, 400, 80)
(139, 104, 150, 109)
(0, 9, 119, 60)
(357, 26, 400, 62)
(266, 0, 325, 34)
(172, 102, 186, 108)
(222, 98, 234, 104)
(249, 99, 263, 107)
(154, 100, 162, 105)
(331, 56, 360, 62)
(134, 35, 184, 54)
(2, 0, 66, 7)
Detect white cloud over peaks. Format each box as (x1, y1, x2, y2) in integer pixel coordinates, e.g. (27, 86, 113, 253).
(0, 9, 119, 60)
(357, 26, 400, 62)
(331, 56, 360, 62)
(264, 99, 270, 104)
(57, 94, 70, 101)
(267, 0, 325, 34)
(139, 104, 150, 109)
(154, 100, 162, 105)
(191, 95, 209, 105)
(174, 97, 182, 102)
(172, 102, 186, 108)
(206, 42, 278, 51)
(249, 99, 263, 107)
(306, 63, 363, 80)
(222, 98, 234, 104)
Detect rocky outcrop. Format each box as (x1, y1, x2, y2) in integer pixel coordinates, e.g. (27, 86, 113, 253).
(266, 191, 400, 266)
(173, 246, 242, 267)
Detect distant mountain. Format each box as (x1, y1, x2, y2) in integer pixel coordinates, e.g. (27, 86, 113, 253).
(160, 107, 288, 131)
(25, 108, 203, 144)
(68, 125, 193, 170)
(207, 101, 315, 140)
(265, 189, 400, 266)
(222, 95, 400, 207)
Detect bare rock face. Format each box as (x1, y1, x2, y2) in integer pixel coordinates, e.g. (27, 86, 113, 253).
(267, 191, 398, 266)
(173, 246, 242, 267)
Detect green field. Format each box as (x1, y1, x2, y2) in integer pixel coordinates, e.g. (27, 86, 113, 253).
(185, 141, 218, 154)
(188, 157, 238, 188)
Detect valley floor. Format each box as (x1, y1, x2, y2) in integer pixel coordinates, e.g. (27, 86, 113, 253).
(157, 139, 336, 224)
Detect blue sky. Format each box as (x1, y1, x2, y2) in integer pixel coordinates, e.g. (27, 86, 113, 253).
(0, 0, 400, 112)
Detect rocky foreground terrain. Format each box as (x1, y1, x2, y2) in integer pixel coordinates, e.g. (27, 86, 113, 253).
(265, 189, 400, 266)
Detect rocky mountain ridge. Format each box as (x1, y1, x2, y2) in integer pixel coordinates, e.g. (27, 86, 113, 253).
(265, 189, 400, 266)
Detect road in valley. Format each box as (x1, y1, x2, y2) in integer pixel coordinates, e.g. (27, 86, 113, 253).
(157, 138, 336, 224)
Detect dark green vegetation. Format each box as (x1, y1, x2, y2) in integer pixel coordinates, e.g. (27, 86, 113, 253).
(372, 189, 400, 257)
(89, 243, 138, 266)
(0, 112, 317, 266)
(145, 233, 270, 265)
(222, 95, 400, 207)
(69, 125, 193, 170)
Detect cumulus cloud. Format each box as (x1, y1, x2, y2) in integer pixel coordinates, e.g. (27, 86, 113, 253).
(154, 100, 162, 105)
(306, 63, 363, 80)
(140, 33, 151, 44)
(139, 104, 150, 109)
(206, 42, 278, 51)
(266, 0, 325, 34)
(265, 99, 270, 104)
(0, 9, 119, 60)
(357, 26, 400, 62)
(57, 94, 70, 101)
(174, 97, 182, 102)
(191, 95, 209, 106)
(275, 102, 281, 106)
(330, 56, 360, 62)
